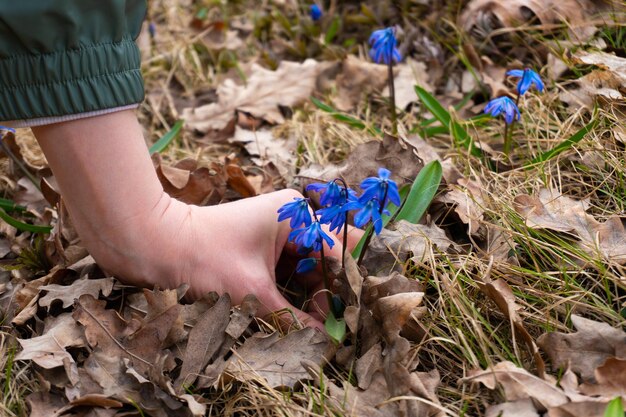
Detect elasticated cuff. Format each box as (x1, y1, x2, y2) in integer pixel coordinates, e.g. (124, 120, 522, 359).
(0, 39, 144, 123)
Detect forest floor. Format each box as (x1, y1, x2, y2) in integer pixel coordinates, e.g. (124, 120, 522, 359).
(1, 1, 626, 416)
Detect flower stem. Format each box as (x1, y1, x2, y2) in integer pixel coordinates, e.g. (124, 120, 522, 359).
(357, 185, 389, 266)
(503, 92, 521, 157)
(388, 62, 397, 136)
(318, 244, 337, 317)
(333, 178, 350, 270)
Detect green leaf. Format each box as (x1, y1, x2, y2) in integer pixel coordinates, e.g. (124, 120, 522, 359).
(324, 311, 346, 344)
(414, 86, 482, 157)
(527, 119, 597, 166)
(310, 96, 335, 112)
(0, 208, 51, 234)
(149, 120, 184, 155)
(0, 198, 27, 213)
(395, 160, 442, 223)
(324, 16, 340, 45)
(603, 397, 624, 417)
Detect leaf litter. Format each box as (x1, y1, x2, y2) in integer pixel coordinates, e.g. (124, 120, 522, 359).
(2, 1, 626, 416)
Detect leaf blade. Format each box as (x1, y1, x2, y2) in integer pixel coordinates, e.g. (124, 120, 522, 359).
(149, 120, 184, 155)
(0, 208, 51, 233)
(395, 160, 442, 223)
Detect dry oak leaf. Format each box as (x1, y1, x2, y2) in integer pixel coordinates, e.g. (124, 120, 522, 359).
(299, 135, 426, 203)
(477, 278, 545, 378)
(514, 189, 626, 264)
(306, 362, 443, 417)
(39, 277, 114, 309)
(363, 220, 458, 275)
(73, 294, 174, 400)
(16, 313, 85, 385)
(561, 51, 626, 111)
(154, 155, 227, 206)
(537, 315, 626, 383)
(436, 178, 486, 235)
(461, 361, 569, 410)
(175, 294, 231, 390)
(485, 398, 540, 417)
(459, 0, 601, 43)
(224, 327, 332, 389)
(230, 126, 297, 176)
(183, 59, 326, 132)
(579, 357, 626, 398)
(334, 55, 388, 111)
(26, 391, 68, 417)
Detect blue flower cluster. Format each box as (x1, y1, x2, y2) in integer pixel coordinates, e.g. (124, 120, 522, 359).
(484, 68, 544, 124)
(369, 27, 402, 65)
(309, 4, 322, 21)
(277, 168, 400, 273)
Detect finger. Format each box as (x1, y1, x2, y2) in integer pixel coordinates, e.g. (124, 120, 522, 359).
(258, 285, 324, 331)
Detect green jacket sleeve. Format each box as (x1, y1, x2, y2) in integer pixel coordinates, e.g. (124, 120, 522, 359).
(0, 0, 147, 125)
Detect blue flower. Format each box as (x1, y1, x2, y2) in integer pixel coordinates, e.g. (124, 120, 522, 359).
(277, 197, 312, 228)
(344, 199, 387, 235)
(306, 180, 342, 207)
(484, 96, 521, 125)
(296, 257, 318, 273)
(289, 221, 335, 252)
(369, 27, 402, 65)
(358, 168, 401, 209)
(316, 203, 348, 234)
(309, 4, 322, 21)
(507, 68, 544, 95)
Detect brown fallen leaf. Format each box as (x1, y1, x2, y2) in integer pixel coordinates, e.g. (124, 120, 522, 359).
(461, 361, 569, 410)
(537, 315, 626, 382)
(514, 189, 626, 264)
(486, 398, 540, 417)
(355, 343, 383, 390)
(299, 134, 425, 196)
(225, 163, 257, 198)
(560, 51, 626, 111)
(199, 295, 260, 388)
(73, 295, 144, 399)
(224, 327, 332, 389)
(477, 278, 545, 378)
(460, 0, 602, 45)
(334, 55, 388, 111)
(547, 401, 619, 417)
(154, 154, 228, 205)
(39, 277, 114, 310)
(26, 391, 68, 417)
(175, 294, 231, 390)
(230, 127, 297, 176)
(579, 357, 626, 397)
(436, 179, 486, 235)
(375, 292, 424, 341)
(363, 220, 458, 275)
(183, 59, 328, 132)
(16, 313, 85, 384)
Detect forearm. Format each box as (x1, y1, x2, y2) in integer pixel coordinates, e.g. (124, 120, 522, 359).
(32, 110, 173, 282)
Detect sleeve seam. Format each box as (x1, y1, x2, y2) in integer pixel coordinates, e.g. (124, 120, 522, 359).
(0, 38, 137, 64)
(1, 68, 141, 93)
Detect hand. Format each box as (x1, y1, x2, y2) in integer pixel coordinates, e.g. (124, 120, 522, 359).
(139, 189, 352, 329)
(32, 110, 362, 330)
